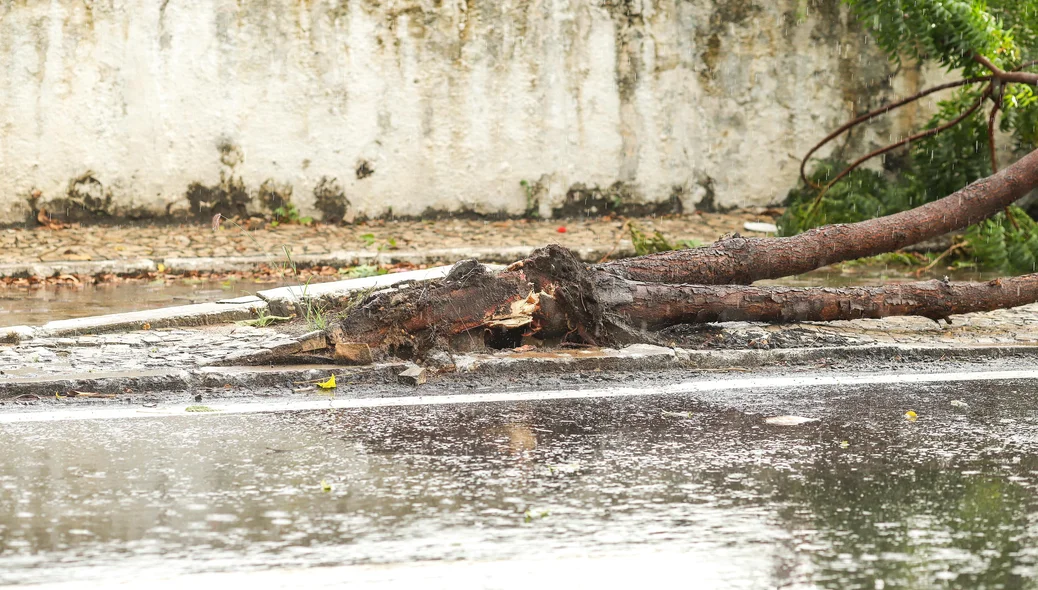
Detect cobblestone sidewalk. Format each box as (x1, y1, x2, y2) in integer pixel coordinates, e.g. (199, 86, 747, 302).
(0, 211, 776, 277)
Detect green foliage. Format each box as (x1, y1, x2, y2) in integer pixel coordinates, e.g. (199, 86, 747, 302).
(236, 308, 292, 327)
(629, 223, 703, 256)
(270, 201, 313, 227)
(778, 160, 917, 235)
(786, 0, 1038, 272)
(359, 233, 399, 251)
(965, 206, 1038, 273)
(906, 88, 993, 199)
(843, 0, 1016, 72)
(299, 278, 328, 331)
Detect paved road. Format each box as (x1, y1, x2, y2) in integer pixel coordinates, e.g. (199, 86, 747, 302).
(3, 370, 1038, 589)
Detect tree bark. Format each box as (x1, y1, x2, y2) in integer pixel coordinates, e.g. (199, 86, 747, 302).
(596, 148, 1038, 285)
(335, 246, 1038, 351)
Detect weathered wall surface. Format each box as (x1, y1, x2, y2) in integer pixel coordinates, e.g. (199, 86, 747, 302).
(0, 0, 942, 224)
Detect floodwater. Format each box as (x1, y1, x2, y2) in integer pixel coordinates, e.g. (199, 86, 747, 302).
(2, 373, 1038, 588)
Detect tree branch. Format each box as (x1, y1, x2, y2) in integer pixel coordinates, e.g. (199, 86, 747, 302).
(974, 54, 1038, 85)
(614, 274, 1038, 328)
(800, 77, 991, 189)
(596, 148, 1038, 285)
(804, 86, 991, 214)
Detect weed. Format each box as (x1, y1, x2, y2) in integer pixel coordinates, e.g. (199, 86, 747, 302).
(299, 277, 328, 331)
(520, 179, 540, 218)
(237, 307, 293, 327)
(360, 234, 399, 252)
(629, 222, 703, 256)
(270, 201, 313, 227)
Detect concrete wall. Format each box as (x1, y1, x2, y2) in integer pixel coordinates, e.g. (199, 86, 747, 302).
(0, 0, 942, 224)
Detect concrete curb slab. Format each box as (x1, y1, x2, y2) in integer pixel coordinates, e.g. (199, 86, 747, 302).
(0, 258, 158, 278)
(4, 342, 1038, 400)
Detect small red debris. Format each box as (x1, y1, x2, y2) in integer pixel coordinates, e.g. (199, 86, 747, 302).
(556, 226, 567, 233)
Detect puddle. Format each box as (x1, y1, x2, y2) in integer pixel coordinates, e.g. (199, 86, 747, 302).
(2, 373, 1038, 588)
(0, 277, 329, 327)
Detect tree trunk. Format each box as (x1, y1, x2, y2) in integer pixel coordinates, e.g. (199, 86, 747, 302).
(597, 148, 1038, 285)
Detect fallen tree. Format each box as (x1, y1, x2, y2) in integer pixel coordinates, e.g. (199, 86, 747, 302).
(335, 238, 1038, 354)
(314, 1, 1038, 357)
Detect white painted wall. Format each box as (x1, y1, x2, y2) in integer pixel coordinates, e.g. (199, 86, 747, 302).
(0, 0, 944, 223)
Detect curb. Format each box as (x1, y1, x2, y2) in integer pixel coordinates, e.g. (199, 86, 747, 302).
(3, 342, 1038, 400)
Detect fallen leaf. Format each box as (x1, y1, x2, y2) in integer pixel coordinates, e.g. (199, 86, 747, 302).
(156, 263, 166, 273)
(321, 480, 332, 492)
(317, 375, 337, 389)
(839, 440, 850, 448)
(185, 405, 217, 413)
(950, 400, 969, 410)
(905, 410, 918, 422)
(71, 391, 116, 398)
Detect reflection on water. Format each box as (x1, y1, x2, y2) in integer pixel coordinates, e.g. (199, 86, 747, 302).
(1, 382, 1037, 588)
(0, 277, 305, 327)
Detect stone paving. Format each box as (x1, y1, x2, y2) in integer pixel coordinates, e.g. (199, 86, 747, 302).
(0, 325, 286, 379)
(0, 211, 776, 277)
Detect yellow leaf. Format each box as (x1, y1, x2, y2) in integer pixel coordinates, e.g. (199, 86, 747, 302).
(317, 375, 337, 389)
(904, 410, 918, 422)
(156, 263, 166, 273)
(839, 440, 850, 448)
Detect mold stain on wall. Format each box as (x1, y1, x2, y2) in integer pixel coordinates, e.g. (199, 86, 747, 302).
(0, 0, 947, 225)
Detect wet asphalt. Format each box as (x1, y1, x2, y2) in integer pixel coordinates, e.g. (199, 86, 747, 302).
(2, 371, 1038, 589)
